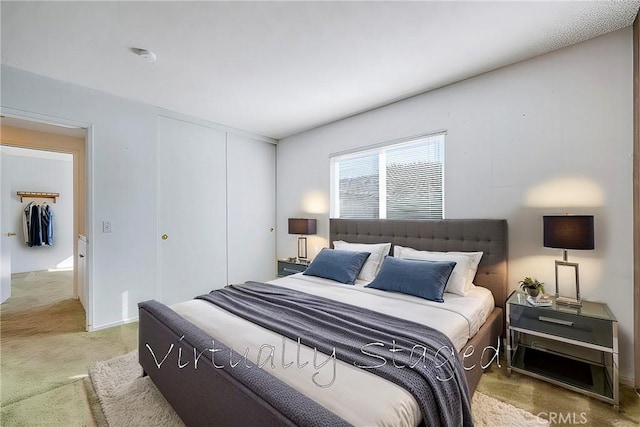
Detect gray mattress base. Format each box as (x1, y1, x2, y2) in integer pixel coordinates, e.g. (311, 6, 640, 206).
(461, 307, 504, 393)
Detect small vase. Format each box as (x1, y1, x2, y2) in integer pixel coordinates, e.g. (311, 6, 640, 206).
(526, 288, 540, 298)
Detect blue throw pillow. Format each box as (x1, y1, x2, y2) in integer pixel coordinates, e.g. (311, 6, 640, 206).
(303, 248, 371, 284)
(365, 256, 456, 302)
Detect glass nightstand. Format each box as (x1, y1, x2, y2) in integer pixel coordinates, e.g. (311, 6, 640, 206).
(506, 291, 618, 408)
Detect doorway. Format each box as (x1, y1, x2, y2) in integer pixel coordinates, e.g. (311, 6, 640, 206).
(0, 116, 88, 329)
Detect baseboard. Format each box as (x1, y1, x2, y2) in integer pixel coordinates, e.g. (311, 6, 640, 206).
(89, 315, 138, 332)
(620, 375, 635, 387)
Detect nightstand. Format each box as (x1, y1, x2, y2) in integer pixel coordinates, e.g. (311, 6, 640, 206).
(506, 291, 618, 408)
(277, 260, 309, 278)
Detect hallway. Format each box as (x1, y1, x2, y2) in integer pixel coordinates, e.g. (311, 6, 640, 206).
(0, 270, 137, 425)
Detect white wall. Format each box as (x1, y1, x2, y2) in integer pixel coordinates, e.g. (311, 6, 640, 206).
(276, 28, 635, 381)
(1, 148, 74, 273)
(1, 64, 276, 330)
(2, 65, 159, 329)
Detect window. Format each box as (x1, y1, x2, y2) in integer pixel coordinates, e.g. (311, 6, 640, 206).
(330, 133, 444, 219)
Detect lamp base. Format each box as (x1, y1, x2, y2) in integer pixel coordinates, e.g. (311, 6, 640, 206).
(555, 295, 582, 307)
(297, 236, 307, 260)
(554, 259, 581, 307)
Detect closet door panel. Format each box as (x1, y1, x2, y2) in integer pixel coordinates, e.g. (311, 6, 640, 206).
(0, 147, 11, 303)
(227, 135, 276, 283)
(157, 116, 227, 305)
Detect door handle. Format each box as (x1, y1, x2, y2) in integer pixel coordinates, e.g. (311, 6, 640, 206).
(161, 234, 168, 240)
(7, 232, 16, 237)
(79, 254, 85, 258)
(538, 316, 573, 327)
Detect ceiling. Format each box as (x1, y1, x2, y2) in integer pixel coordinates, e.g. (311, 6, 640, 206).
(2, 1, 639, 140)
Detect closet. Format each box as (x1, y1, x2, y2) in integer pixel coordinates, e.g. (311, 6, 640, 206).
(227, 133, 276, 284)
(157, 116, 227, 305)
(156, 116, 276, 306)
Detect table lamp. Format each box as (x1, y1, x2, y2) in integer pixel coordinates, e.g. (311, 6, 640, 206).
(543, 215, 594, 306)
(288, 218, 317, 261)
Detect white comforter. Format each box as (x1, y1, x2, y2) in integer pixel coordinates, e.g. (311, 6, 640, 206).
(171, 274, 494, 427)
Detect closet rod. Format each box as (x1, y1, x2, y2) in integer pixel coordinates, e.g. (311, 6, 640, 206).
(17, 191, 59, 203)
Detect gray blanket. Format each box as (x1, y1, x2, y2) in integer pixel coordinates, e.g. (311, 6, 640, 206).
(197, 282, 473, 427)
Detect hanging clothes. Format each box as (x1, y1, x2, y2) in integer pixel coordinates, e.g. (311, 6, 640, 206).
(22, 201, 55, 247)
(40, 205, 48, 245)
(41, 203, 54, 245)
(29, 203, 43, 247)
(22, 202, 34, 245)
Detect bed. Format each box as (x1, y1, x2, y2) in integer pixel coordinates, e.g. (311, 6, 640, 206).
(138, 218, 507, 426)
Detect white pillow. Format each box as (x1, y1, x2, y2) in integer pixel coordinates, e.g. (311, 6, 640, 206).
(332, 241, 392, 282)
(393, 246, 483, 296)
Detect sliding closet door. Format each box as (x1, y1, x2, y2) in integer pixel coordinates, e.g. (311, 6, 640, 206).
(157, 116, 227, 305)
(227, 135, 276, 284)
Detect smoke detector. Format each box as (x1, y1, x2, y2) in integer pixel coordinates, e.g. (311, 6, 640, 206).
(131, 47, 157, 63)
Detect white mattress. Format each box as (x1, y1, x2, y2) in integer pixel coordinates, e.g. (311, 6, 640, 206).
(171, 274, 494, 427)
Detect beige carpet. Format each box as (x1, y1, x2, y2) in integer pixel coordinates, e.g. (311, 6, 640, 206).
(0, 270, 138, 426)
(477, 361, 640, 427)
(90, 351, 549, 427)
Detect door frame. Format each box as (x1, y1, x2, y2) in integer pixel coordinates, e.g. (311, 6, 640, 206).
(0, 107, 93, 331)
(632, 13, 639, 394)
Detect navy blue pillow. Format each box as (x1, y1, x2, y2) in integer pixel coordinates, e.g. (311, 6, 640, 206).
(303, 248, 371, 284)
(365, 256, 456, 302)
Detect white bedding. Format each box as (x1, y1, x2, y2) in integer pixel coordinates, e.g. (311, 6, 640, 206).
(170, 274, 494, 427)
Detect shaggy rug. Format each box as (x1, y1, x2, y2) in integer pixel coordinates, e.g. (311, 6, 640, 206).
(90, 351, 549, 427)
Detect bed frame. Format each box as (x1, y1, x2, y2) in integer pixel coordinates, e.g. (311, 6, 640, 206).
(139, 218, 507, 426)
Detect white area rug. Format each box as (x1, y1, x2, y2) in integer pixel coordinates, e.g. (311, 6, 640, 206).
(472, 391, 549, 427)
(89, 351, 184, 427)
(90, 351, 549, 427)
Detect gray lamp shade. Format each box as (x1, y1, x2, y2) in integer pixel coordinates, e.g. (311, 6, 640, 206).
(288, 218, 317, 235)
(543, 215, 594, 250)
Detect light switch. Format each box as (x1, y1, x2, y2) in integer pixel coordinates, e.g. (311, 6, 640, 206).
(102, 221, 112, 233)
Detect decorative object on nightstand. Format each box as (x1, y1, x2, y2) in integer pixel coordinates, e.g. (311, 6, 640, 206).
(543, 215, 595, 307)
(518, 276, 545, 298)
(526, 294, 552, 307)
(288, 218, 317, 261)
(506, 291, 618, 409)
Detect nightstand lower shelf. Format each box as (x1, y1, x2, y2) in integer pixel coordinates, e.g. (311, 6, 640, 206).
(510, 345, 614, 402)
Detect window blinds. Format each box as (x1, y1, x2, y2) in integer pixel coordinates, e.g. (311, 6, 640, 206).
(331, 133, 444, 219)
(337, 153, 380, 219)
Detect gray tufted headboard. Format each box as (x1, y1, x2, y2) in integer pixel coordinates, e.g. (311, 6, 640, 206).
(330, 219, 508, 309)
